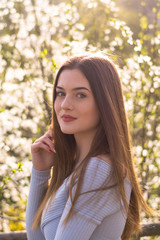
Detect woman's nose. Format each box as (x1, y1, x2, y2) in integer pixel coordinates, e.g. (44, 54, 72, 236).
(61, 96, 73, 110)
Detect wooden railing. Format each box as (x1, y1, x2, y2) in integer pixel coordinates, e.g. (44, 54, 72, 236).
(0, 231, 27, 240)
(0, 223, 160, 240)
(132, 223, 160, 240)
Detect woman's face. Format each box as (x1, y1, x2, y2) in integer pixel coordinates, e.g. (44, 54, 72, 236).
(54, 69, 100, 137)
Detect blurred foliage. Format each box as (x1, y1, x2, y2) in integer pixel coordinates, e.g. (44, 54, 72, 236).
(0, 0, 160, 237)
(6, 201, 26, 231)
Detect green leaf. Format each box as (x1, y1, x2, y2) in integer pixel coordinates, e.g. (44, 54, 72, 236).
(40, 48, 48, 58)
(2, 179, 7, 184)
(152, 8, 157, 13)
(43, 48, 47, 55)
(18, 162, 23, 172)
(52, 59, 56, 68)
(157, 12, 160, 20)
(6, 176, 11, 180)
(51, 59, 57, 72)
(105, 8, 109, 14)
(140, 16, 148, 30)
(32, 138, 36, 143)
(141, 1, 146, 6)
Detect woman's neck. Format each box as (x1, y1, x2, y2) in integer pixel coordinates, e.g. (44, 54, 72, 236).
(74, 129, 97, 164)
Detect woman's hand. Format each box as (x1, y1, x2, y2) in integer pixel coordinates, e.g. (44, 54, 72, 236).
(31, 127, 55, 171)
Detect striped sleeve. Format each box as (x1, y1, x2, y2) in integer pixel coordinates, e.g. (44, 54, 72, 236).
(26, 167, 51, 240)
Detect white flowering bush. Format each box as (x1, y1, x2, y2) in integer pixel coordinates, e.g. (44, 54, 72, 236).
(0, 0, 159, 235)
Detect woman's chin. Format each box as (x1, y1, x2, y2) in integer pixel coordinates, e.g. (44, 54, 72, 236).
(60, 128, 75, 135)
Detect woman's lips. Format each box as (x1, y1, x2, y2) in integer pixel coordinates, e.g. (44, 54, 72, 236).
(61, 115, 77, 122)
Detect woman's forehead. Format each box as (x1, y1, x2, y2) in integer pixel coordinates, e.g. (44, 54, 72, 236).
(57, 69, 91, 89)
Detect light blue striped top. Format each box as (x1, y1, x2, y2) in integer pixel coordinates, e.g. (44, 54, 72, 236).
(26, 157, 132, 240)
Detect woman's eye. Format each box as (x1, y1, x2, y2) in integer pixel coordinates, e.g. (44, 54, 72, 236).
(77, 93, 86, 98)
(56, 91, 65, 97)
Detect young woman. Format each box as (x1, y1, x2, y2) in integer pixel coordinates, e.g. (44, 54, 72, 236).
(26, 55, 152, 240)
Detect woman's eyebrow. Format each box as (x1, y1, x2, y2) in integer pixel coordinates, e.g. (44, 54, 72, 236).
(56, 86, 90, 92)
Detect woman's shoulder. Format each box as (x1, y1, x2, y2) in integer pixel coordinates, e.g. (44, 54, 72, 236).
(95, 154, 112, 166)
(88, 154, 112, 171)
(93, 155, 130, 183)
(86, 155, 112, 177)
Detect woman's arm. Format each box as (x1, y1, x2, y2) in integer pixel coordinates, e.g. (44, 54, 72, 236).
(26, 167, 51, 240)
(26, 127, 55, 239)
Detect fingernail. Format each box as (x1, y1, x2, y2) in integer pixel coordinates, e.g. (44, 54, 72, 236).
(49, 149, 54, 153)
(53, 148, 56, 153)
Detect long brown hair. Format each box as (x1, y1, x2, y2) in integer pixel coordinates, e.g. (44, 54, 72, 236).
(33, 54, 152, 239)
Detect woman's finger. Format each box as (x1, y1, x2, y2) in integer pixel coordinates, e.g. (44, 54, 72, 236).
(34, 136, 54, 150)
(32, 142, 53, 153)
(44, 128, 53, 139)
